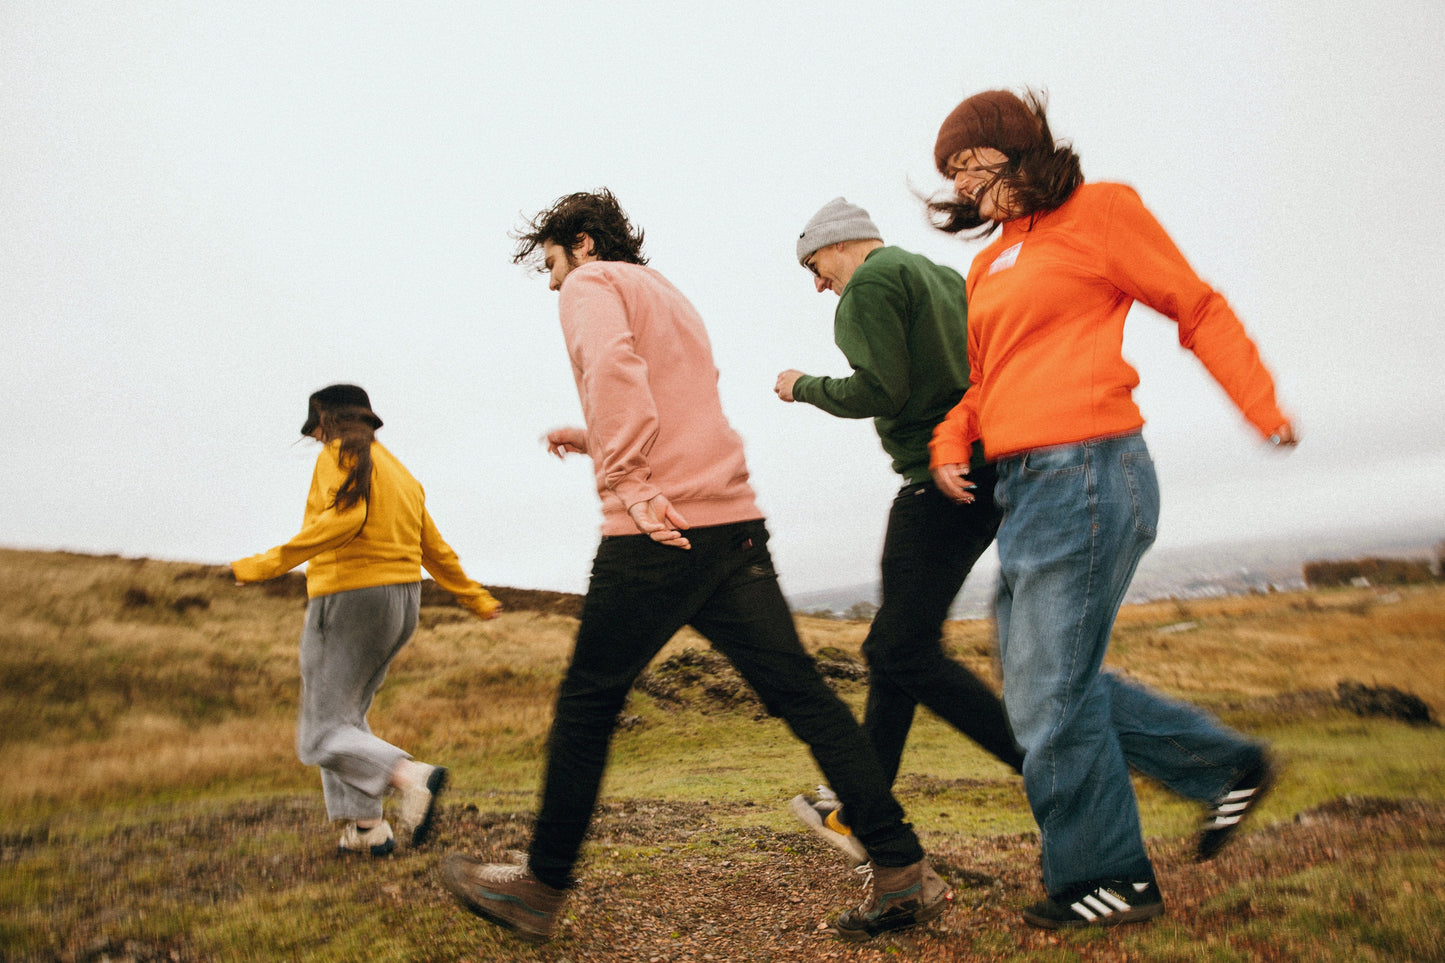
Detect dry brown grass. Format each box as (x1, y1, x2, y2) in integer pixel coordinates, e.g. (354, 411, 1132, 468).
(4, 549, 1443, 819)
(1108, 588, 1445, 712)
(4, 550, 1445, 962)
(797, 586, 1445, 716)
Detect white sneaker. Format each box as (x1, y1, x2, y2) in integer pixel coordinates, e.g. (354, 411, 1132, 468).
(396, 764, 448, 847)
(338, 821, 395, 857)
(789, 786, 867, 867)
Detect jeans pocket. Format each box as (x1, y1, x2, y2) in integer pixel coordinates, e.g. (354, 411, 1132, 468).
(1122, 450, 1160, 538)
(726, 523, 778, 587)
(1021, 443, 1086, 477)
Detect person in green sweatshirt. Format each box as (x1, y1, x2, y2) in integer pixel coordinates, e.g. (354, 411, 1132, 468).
(775, 198, 1023, 863)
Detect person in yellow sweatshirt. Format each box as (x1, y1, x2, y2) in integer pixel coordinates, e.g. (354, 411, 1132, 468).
(233, 384, 500, 856)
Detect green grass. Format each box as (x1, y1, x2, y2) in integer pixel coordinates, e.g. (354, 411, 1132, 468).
(3, 550, 1445, 961)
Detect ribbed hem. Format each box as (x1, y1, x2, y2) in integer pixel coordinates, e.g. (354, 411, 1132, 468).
(598, 496, 763, 537)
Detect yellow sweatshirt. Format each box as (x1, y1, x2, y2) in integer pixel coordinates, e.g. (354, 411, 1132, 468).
(232, 440, 499, 618)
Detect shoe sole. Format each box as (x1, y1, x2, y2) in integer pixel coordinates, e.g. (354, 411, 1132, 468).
(788, 794, 868, 867)
(337, 841, 395, 857)
(440, 859, 552, 945)
(834, 887, 953, 942)
(409, 766, 449, 848)
(1022, 901, 1164, 929)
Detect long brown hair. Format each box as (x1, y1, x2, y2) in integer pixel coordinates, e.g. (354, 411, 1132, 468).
(301, 385, 382, 512)
(302, 396, 378, 508)
(926, 90, 1084, 239)
(315, 407, 376, 512)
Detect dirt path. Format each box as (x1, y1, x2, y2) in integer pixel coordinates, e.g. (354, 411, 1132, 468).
(12, 795, 1444, 962)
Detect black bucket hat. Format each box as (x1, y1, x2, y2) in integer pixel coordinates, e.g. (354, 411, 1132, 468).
(301, 384, 384, 436)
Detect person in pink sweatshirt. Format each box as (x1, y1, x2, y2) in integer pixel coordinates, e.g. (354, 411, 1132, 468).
(440, 190, 949, 945)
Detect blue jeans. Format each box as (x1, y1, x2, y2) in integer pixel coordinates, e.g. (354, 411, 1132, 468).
(861, 470, 1023, 784)
(993, 432, 1264, 894)
(527, 520, 924, 889)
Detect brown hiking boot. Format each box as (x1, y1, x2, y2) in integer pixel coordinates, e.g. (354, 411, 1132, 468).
(440, 852, 567, 944)
(833, 858, 952, 941)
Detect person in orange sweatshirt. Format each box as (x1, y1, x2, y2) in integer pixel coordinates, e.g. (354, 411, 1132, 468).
(925, 90, 1297, 929)
(233, 385, 500, 856)
(440, 190, 950, 945)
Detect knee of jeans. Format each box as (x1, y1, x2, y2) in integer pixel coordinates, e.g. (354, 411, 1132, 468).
(756, 676, 843, 726)
(999, 697, 1055, 755)
(863, 630, 944, 676)
(556, 684, 632, 726)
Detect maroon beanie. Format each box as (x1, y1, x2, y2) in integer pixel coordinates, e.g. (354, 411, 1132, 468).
(933, 90, 1045, 174)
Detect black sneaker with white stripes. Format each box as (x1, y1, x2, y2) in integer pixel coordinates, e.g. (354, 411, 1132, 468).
(1021, 878, 1164, 929)
(1197, 755, 1276, 861)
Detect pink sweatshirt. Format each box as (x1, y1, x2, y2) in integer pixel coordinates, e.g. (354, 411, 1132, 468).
(558, 260, 762, 536)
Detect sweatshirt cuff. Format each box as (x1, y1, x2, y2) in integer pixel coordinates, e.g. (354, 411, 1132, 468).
(791, 374, 818, 405)
(611, 474, 662, 511)
(459, 590, 501, 619)
(928, 433, 974, 469)
(231, 553, 280, 584)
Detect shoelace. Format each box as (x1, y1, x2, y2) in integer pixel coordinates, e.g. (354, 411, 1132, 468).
(484, 862, 531, 883)
(480, 851, 532, 883)
(852, 862, 875, 898)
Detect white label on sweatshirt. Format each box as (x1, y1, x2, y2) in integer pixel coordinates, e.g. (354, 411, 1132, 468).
(988, 242, 1022, 275)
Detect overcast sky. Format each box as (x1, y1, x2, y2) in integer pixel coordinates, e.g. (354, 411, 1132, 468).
(4, 1, 1443, 596)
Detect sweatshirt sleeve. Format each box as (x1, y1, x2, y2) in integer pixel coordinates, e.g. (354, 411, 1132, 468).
(929, 309, 984, 466)
(231, 447, 367, 583)
(419, 508, 500, 619)
(793, 279, 912, 419)
(560, 269, 663, 510)
(1103, 186, 1287, 437)
(929, 389, 981, 467)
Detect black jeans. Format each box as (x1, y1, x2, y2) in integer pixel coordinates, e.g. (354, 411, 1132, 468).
(527, 519, 924, 889)
(861, 468, 1024, 784)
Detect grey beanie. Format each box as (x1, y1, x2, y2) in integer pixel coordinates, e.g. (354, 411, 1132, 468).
(796, 197, 882, 266)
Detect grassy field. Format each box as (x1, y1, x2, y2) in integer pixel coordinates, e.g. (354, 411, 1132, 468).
(2, 548, 1443, 962)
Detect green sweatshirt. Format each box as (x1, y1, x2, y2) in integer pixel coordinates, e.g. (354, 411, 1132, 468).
(792, 246, 980, 483)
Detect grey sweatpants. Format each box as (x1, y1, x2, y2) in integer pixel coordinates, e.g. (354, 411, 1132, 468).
(296, 582, 420, 821)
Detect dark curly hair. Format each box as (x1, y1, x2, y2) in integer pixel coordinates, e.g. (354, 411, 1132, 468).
(511, 189, 648, 270)
(925, 90, 1084, 239)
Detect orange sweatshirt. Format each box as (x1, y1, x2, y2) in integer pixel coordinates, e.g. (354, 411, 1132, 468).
(930, 182, 1286, 465)
(232, 440, 499, 617)
(558, 261, 762, 536)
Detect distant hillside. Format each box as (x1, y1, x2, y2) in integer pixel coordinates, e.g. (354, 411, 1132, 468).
(787, 521, 1445, 619)
(182, 564, 585, 618)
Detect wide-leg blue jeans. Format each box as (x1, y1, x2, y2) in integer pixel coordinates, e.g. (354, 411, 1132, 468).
(527, 520, 924, 889)
(993, 432, 1264, 894)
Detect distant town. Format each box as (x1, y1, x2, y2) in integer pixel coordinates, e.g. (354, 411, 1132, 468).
(786, 520, 1445, 621)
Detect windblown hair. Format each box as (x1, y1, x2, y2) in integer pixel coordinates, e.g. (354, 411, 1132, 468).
(926, 90, 1084, 239)
(510, 189, 648, 270)
(310, 404, 377, 512)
